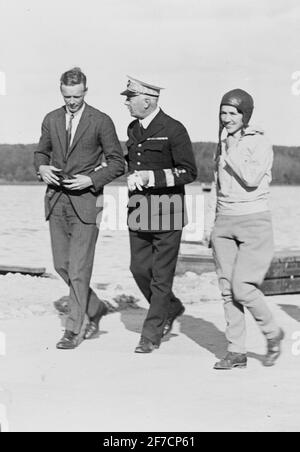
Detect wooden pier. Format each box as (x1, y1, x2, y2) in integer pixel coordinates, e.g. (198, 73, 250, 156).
(0, 265, 47, 277)
(177, 243, 300, 296)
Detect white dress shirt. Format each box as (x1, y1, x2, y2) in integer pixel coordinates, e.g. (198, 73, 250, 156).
(139, 106, 161, 129)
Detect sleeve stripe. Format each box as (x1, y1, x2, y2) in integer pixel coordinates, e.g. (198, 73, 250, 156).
(154, 169, 167, 188)
(164, 169, 175, 187)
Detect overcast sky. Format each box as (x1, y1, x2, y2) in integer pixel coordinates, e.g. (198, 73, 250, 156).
(1, 0, 300, 145)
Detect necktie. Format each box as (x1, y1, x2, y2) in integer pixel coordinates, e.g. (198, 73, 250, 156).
(66, 113, 74, 152)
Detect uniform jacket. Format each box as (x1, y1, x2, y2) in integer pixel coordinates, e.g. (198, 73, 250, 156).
(126, 109, 198, 231)
(34, 104, 125, 224)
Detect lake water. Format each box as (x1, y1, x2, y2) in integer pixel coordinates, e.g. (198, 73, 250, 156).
(0, 185, 299, 281)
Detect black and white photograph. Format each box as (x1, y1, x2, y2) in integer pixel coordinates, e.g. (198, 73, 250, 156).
(0, 0, 300, 434)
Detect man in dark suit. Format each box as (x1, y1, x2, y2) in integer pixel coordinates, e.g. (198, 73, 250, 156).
(121, 76, 198, 353)
(34, 67, 124, 349)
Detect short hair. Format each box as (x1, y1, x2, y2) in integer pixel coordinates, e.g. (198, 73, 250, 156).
(60, 67, 87, 89)
(144, 95, 159, 108)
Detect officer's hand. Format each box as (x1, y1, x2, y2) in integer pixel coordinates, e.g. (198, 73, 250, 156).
(127, 173, 140, 191)
(127, 174, 134, 191)
(39, 165, 62, 186)
(127, 171, 148, 191)
(137, 171, 150, 186)
(62, 175, 93, 190)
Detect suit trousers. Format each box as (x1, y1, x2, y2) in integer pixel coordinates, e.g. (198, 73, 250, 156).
(211, 211, 279, 354)
(49, 193, 105, 334)
(129, 229, 183, 345)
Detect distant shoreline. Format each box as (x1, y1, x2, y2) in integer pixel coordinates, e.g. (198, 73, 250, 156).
(0, 181, 204, 186)
(0, 181, 298, 187)
(1, 141, 300, 184)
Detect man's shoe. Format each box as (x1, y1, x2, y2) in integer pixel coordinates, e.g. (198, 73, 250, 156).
(56, 331, 79, 350)
(263, 328, 285, 367)
(135, 337, 158, 354)
(163, 306, 185, 337)
(84, 321, 100, 340)
(214, 352, 247, 370)
(84, 304, 109, 340)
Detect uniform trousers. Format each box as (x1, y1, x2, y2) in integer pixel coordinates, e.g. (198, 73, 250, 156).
(211, 211, 279, 354)
(49, 193, 106, 334)
(129, 229, 183, 345)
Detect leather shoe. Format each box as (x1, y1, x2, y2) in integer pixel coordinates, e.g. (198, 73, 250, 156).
(84, 321, 100, 340)
(263, 328, 285, 367)
(214, 352, 247, 370)
(56, 331, 78, 350)
(84, 304, 109, 340)
(135, 337, 158, 354)
(163, 305, 185, 337)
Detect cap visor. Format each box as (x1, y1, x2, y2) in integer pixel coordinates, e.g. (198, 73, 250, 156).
(120, 89, 138, 97)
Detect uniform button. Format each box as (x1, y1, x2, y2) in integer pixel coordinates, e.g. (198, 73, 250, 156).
(137, 152, 141, 156)
(137, 162, 141, 166)
(138, 144, 142, 148)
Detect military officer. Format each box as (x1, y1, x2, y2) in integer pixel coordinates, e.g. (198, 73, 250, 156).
(121, 76, 198, 353)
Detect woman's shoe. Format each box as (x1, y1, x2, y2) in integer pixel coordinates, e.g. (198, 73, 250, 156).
(263, 328, 285, 367)
(214, 352, 247, 370)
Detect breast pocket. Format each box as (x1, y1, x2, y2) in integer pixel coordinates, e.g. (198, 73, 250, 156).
(82, 136, 98, 149)
(144, 141, 165, 163)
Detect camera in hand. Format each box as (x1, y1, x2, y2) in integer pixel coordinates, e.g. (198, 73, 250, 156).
(54, 171, 74, 186)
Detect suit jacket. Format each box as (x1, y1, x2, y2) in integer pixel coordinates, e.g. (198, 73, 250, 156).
(126, 109, 198, 232)
(34, 104, 125, 224)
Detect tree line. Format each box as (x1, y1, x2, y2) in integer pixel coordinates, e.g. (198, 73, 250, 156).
(0, 142, 299, 184)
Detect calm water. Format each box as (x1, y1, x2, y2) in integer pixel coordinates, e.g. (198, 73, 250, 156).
(0, 185, 299, 277)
